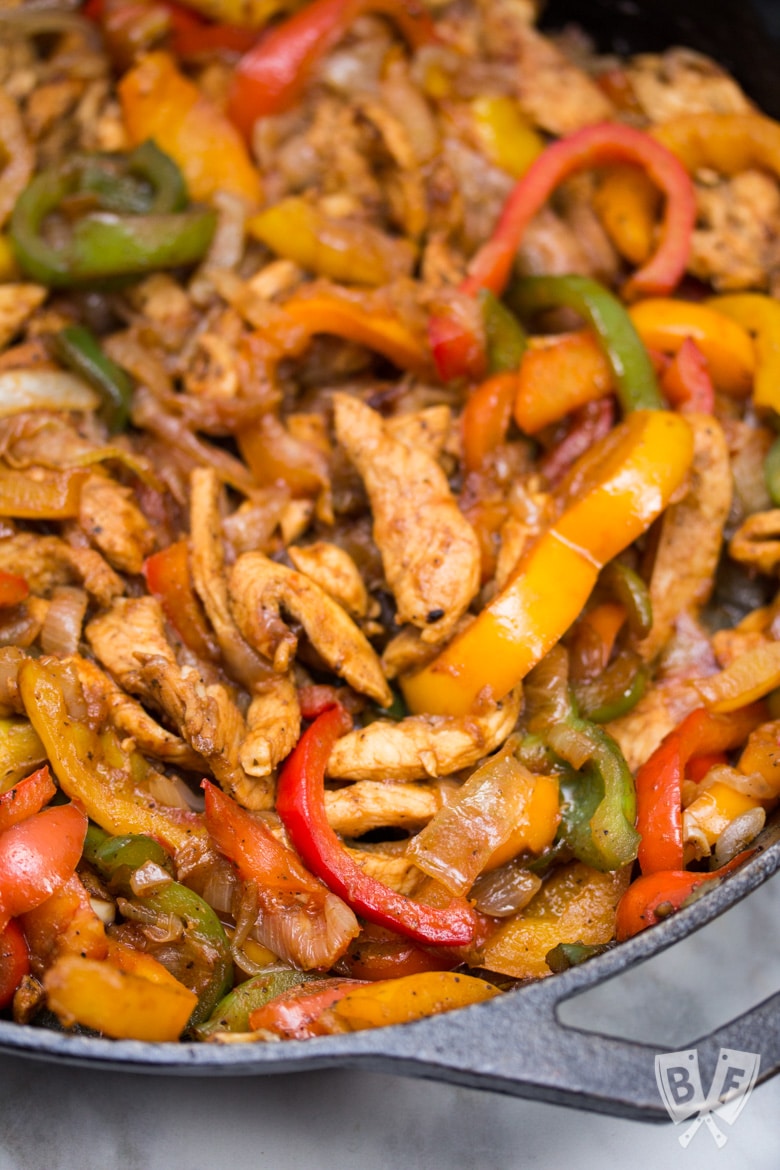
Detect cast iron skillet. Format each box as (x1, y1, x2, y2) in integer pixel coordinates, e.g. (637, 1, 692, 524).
(2, 0, 780, 1121)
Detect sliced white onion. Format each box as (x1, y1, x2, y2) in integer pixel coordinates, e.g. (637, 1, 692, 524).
(88, 896, 116, 926)
(699, 763, 778, 800)
(0, 370, 99, 418)
(40, 586, 87, 658)
(714, 807, 767, 867)
(129, 860, 174, 898)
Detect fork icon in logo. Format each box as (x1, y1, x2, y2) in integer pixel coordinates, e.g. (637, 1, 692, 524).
(655, 1047, 761, 1147)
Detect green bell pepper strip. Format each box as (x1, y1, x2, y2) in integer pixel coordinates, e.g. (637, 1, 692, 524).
(765, 434, 780, 507)
(85, 829, 232, 1027)
(479, 289, 527, 374)
(545, 941, 610, 972)
(10, 143, 215, 287)
(50, 325, 134, 433)
(75, 140, 188, 216)
(599, 561, 653, 639)
(572, 650, 647, 724)
(194, 968, 318, 1038)
(507, 275, 664, 414)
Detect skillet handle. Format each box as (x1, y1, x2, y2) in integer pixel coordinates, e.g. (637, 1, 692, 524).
(352, 976, 780, 1122)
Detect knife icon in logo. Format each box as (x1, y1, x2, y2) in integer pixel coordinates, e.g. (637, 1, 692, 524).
(655, 1046, 760, 1147)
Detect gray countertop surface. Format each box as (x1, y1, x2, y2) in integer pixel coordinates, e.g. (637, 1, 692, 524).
(0, 872, 777, 1170)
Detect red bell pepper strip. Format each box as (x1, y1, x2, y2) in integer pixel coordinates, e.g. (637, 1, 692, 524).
(143, 541, 219, 662)
(615, 851, 753, 940)
(338, 922, 458, 981)
(0, 919, 29, 1009)
(276, 704, 479, 947)
(297, 684, 345, 721)
(661, 337, 715, 414)
(227, 0, 435, 138)
(0, 803, 87, 934)
(430, 122, 696, 380)
(0, 569, 28, 609)
(461, 372, 517, 473)
(0, 766, 56, 836)
(166, 3, 258, 55)
(248, 977, 369, 1038)
(635, 705, 763, 875)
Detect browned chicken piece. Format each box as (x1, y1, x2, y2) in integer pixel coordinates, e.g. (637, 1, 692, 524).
(385, 405, 453, 463)
(729, 511, 780, 575)
(229, 551, 392, 706)
(712, 626, 773, 670)
(324, 780, 440, 836)
(239, 673, 301, 778)
(333, 393, 480, 644)
(345, 844, 422, 896)
(381, 615, 473, 679)
(626, 49, 753, 122)
(0, 646, 28, 714)
(69, 655, 202, 770)
(357, 97, 428, 238)
(557, 175, 621, 285)
(287, 541, 371, 620)
(0, 533, 123, 606)
(512, 24, 614, 136)
(78, 473, 155, 575)
(86, 596, 176, 689)
(638, 416, 732, 662)
(326, 687, 523, 781)
(516, 207, 599, 280)
(189, 467, 271, 688)
(690, 171, 780, 291)
(0, 284, 46, 351)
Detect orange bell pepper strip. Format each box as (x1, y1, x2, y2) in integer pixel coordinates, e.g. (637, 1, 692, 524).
(615, 852, 752, 941)
(18, 658, 203, 854)
(696, 643, 780, 713)
(0, 469, 85, 519)
(143, 541, 219, 662)
(105, 937, 193, 988)
(0, 569, 28, 609)
(248, 978, 370, 1038)
(0, 766, 56, 835)
(318, 971, 500, 1033)
(0, 920, 29, 1009)
(281, 292, 431, 377)
(43, 954, 198, 1041)
(119, 51, 262, 205)
(628, 299, 755, 396)
(654, 112, 780, 181)
(661, 337, 715, 414)
(20, 873, 108, 970)
(238, 411, 328, 498)
(513, 330, 614, 435)
(683, 781, 763, 853)
(461, 372, 517, 472)
(338, 922, 458, 981)
(227, 0, 435, 137)
(593, 165, 659, 266)
(634, 704, 764, 875)
(707, 293, 780, 413)
(402, 409, 694, 717)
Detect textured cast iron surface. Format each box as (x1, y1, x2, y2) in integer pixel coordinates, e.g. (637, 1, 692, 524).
(2, 0, 780, 1121)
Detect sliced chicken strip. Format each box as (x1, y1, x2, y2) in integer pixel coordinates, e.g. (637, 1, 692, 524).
(639, 416, 732, 661)
(288, 541, 370, 619)
(327, 687, 522, 781)
(229, 551, 392, 707)
(345, 844, 422, 897)
(385, 405, 453, 462)
(325, 781, 440, 836)
(0, 534, 123, 606)
(333, 393, 480, 643)
(78, 473, 155, 575)
(239, 673, 300, 778)
(86, 596, 176, 690)
(189, 468, 273, 689)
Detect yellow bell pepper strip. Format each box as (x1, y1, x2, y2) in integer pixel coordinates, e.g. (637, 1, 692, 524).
(119, 51, 263, 205)
(593, 165, 659, 266)
(43, 954, 198, 1041)
(654, 112, 780, 182)
(281, 290, 431, 377)
(509, 276, 663, 414)
(628, 299, 755, 397)
(738, 718, 780, 795)
(0, 720, 46, 790)
(226, 0, 435, 138)
(275, 704, 479, 946)
(18, 658, 203, 854)
(0, 920, 29, 1010)
(513, 329, 614, 435)
(0, 468, 85, 519)
(247, 198, 415, 286)
(634, 705, 764, 875)
(476, 861, 630, 980)
(696, 643, 780, 712)
(402, 409, 694, 717)
(480, 773, 560, 871)
(706, 293, 780, 412)
(0, 236, 19, 281)
(614, 852, 752, 941)
(660, 338, 715, 415)
(470, 97, 544, 179)
(461, 372, 517, 473)
(318, 971, 500, 1034)
(429, 123, 696, 380)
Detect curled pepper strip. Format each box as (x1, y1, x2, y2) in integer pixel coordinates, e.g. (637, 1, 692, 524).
(430, 123, 696, 380)
(706, 293, 780, 413)
(615, 852, 753, 941)
(635, 705, 763, 875)
(276, 705, 479, 947)
(227, 0, 435, 137)
(628, 298, 755, 397)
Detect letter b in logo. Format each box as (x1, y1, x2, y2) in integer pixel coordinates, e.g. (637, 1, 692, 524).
(667, 1066, 696, 1106)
